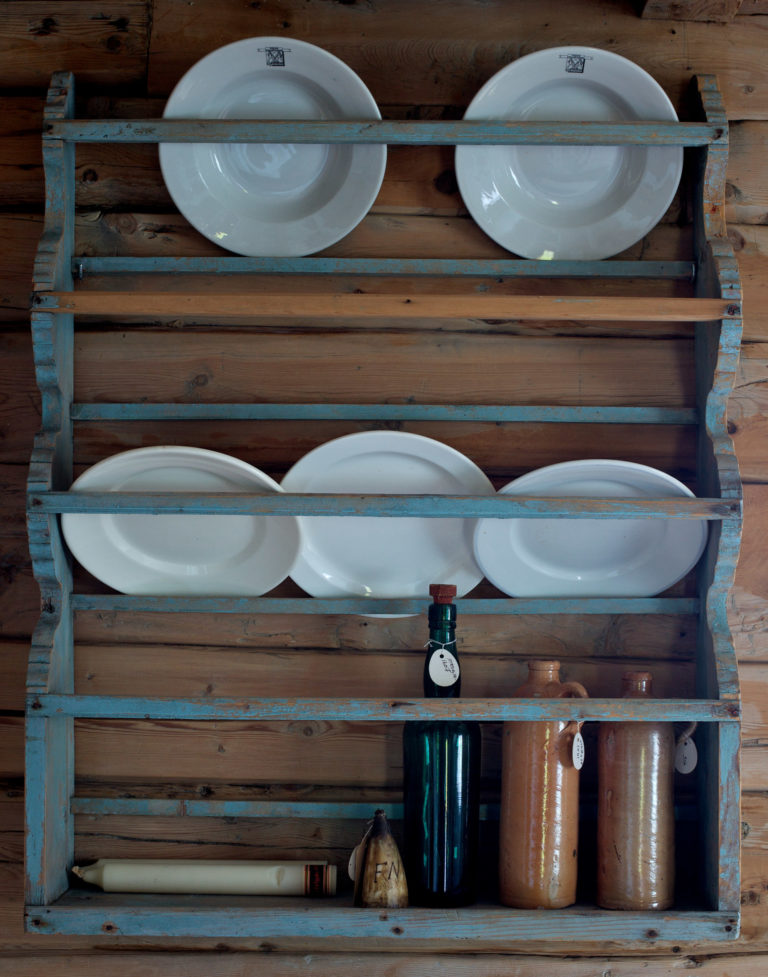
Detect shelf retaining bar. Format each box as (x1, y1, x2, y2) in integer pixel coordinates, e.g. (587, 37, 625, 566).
(46, 119, 723, 146)
(73, 257, 696, 279)
(68, 595, 699, 616)
(30, 492, 740, 519)
(70, 403, 699, 424)
(30, 695, 738, 722)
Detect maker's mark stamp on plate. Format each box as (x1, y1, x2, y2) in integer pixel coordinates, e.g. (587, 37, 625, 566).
(560, 53, 593, 74)
(262, 46, 289, 66)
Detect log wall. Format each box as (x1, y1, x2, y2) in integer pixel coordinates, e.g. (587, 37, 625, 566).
(1, 0, 767, 971)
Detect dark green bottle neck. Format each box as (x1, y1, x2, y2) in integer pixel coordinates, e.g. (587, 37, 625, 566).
(424, 603, 460, 699)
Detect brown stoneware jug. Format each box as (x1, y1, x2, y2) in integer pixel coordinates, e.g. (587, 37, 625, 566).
(499, 660, 588, 909)
(597, 671, 675, 910)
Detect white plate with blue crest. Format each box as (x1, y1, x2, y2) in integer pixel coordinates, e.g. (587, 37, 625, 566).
(456, 47, 683, 260)
(160, 37, 386, 256)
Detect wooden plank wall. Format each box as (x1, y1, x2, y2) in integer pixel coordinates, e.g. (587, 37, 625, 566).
(1, 0, 767, 971)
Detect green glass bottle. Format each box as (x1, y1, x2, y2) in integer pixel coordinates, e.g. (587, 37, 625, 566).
(402, 584, 481, 907)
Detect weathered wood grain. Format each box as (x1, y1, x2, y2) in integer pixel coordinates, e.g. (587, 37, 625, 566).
(47, 291, 732, 322)
(0, 466, 28, 538)
(70, 329, 696, 407)
(727, 122, 768, 223)
(67, 420, 698, 482)
(0, 2, 150, 90)
(70, 646, 696, 700)
(3, 951, 768, 976)
(729, 225, 768, 339)
(728, 341, 768, 480)
(741, 662, 768, 742)
(0, 548, 36, 641)
(0, 323, 707, 468)
(71, 208, 689, 264)
(0, 642, 27, 712)
(641, 0, 744, 20)
(8, 713, 766, 790)
(69, 717, 403, 785)
(0, 635, 701, 714)
(731, 585, 768, 659)
(730, 485, 768, 659)
(147, 0, 768, 120)
(70, 605, 701, 655)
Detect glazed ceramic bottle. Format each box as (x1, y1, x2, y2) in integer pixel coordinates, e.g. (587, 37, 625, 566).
(498, 660, 588, 909)
(597, 671, 675, 910)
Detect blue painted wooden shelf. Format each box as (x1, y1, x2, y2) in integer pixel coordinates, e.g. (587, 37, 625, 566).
(24, 70, 743, 945)
(27, 894, 739, 943)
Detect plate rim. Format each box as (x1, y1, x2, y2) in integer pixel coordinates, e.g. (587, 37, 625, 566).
(455, 45, 683, 260)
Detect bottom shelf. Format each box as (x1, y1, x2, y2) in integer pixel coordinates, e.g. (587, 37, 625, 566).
(26, 891, 740, 943)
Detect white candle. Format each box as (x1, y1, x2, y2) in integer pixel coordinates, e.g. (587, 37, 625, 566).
(72, 859, 337, 896)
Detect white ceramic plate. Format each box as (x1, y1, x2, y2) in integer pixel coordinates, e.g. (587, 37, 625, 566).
(455, 47, 683, 260)
(61, 446, 301, 595)
(281, 431, 495, 602)
(160, 37, 386, 256)
(473, 460, 707, 597)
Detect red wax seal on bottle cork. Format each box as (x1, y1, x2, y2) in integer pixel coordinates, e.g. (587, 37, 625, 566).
(429, 584, 457, 603)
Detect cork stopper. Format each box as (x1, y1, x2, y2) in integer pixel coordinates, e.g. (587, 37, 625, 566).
(429, 584, 457, 604)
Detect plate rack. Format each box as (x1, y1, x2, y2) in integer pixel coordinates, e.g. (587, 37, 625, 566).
(25, 70, 742, 945)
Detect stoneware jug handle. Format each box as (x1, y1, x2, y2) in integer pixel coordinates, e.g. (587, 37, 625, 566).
(560, 680, 588, 736)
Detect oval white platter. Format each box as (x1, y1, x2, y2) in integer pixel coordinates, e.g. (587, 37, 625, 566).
(282, 431, 494, 603)
(473, 459, 707, 597)
(62, 446, 301, 596)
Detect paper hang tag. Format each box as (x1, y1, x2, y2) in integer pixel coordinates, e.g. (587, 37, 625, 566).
(572, 730, 585, 770)
(675, 735, 698, 774)
(427, 643, 460, 687)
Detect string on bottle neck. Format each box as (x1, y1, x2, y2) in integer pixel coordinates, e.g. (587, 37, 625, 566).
(426, 639, 457, 653)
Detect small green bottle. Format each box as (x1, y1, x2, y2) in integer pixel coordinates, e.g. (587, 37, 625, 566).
(402, 584, 481, 906)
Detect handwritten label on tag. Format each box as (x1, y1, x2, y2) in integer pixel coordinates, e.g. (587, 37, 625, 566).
(572, 730, 585, 770)
(428, 648, 460, 687)
(675, 735, 698, 774)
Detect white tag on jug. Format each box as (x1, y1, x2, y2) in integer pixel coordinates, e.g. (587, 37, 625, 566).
(675, 734, 698, 774)
(572, 730, 585, 770)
